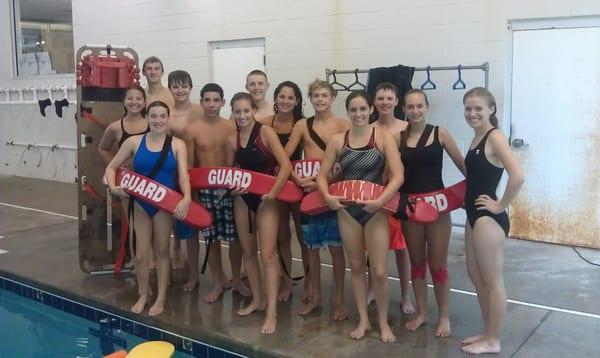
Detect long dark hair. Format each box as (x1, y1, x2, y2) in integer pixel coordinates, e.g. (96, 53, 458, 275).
(463, 87, 498, 128)
(273, 81, 304, 122)
(399, 89, 429, 152)
(122, 85, 147, 117)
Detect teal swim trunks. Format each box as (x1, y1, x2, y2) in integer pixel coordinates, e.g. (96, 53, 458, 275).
(301, 211, 342, 249)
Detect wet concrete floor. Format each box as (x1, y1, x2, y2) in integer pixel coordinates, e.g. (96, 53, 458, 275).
(1, 175, 599, 357)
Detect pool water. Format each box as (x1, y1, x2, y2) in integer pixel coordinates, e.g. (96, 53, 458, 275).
(0, 288, 193, 358)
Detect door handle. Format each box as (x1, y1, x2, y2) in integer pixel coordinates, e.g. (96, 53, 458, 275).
(511, 138, 527, 149)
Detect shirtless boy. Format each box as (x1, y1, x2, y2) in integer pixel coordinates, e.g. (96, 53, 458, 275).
(183, 83, 250, 302)
(245, 70, 275, 121)
(167, 70, 204, 269)
(285, 79, 350, 320)
(168, 70, 204, 138)
(142, 56, 175, 110)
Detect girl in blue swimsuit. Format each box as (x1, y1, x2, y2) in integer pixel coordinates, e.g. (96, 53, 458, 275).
(105, 101, 191, 317)
(461, 88, 523, 355)
(317, 91, 404, 343)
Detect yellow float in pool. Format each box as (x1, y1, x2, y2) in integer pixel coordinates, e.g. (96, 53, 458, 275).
(104, 341, 175, 358)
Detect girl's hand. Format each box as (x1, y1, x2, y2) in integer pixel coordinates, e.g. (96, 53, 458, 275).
(356, 198, 384, 213)
(173, 197, 191, 220)
(325, 195, 347, 211)
(475, 194, 504, 214)
(229, 184, 249, 196)
(110, 186, 129, 199)
(261, 192, 276, 201)
(298, 176, 318, 193)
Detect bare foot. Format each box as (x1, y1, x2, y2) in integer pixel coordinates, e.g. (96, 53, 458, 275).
(278, 282, 292, 302)
(130, 296, 147, 314)
(461, 339, 501, 354)
(237, 299, 266, 317)
(231, 280, 252, 297)
(261, 314, 277, 335)
(350, 321, 371, 340)
(435, 317, 452, 338)
(405, 314, 426, 331)
(148, 300, 164, 316)
(203, 284, 226, 303)
(302, 282, 313, 303)
(400, 298, 416, 315)
(333, 302, 349, 321)
(182, 279, 198, 292)
(171, 257, 185, 270)
(461, 334, 484, 345)
(298, 299, 321, 316)
(380, 323, 396, 343)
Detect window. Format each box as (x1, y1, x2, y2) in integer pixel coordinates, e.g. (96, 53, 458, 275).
(12, 0, 74, 76)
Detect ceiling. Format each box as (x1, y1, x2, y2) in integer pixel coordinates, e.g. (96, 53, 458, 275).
(18, 0, 73, 24)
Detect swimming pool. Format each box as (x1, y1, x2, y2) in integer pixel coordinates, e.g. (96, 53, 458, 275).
(0, 276, 245, 357)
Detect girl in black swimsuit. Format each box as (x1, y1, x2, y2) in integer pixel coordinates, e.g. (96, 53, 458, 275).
(317, 91, 403, 343)
(98, 86, 149, 164)
(398, 90, 466, 338)
(461, 87, 524, 355)
(228, 92, 293, 335)
(263, 81, 307, 302)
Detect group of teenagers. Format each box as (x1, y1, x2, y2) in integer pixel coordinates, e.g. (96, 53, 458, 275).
(103, 55, 524, 355)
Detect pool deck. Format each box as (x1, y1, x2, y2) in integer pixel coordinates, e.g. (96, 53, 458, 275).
(1, 174, 600, 357)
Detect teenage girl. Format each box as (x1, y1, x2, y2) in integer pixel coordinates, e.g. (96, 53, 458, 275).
(227, 92, 293, 335)
(461, 87, 523, 355)
(317, 91, 403, 343)
(261, 81, 308, 302)
(105, 101, 191, 316)
(397, 89, 466, 337)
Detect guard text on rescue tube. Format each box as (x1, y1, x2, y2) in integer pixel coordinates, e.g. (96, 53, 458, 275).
(120, 172, 167, 202)
(207, 168, 252, 188)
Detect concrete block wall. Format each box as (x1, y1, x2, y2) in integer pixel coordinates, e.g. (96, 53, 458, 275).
(1, 0, 600, 184)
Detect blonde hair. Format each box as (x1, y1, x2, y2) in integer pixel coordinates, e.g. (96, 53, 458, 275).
(308, 79, 337, 98)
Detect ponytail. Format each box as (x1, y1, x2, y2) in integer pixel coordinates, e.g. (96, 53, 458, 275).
(490, 107, 498, 128)
(399, 122, 411, 153)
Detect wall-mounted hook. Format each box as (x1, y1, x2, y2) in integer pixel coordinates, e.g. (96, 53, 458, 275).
(30, 86, 38, 102)
(46, 86, 54, 102)
(452, 64, 466, 90)
(19, 144, 42, 168)
(61, 86, 69, 101)
(1, 88, 8, 102)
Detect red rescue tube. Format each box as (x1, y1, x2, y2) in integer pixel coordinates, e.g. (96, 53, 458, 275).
(116, 168, 212, 228)
(300, 180, 400, 215)
(401, 180, 467, 224)
(188, 167, 303, 203)
(406, 180, 466, 214)
(290, 159, 341, 179)
(291, 159, 321, 178)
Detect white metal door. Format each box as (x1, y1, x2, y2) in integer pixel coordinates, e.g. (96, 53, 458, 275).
(210, 39, 265, 117)
(509, 25, 600, 248)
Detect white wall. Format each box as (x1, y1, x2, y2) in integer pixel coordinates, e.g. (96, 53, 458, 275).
(1, 0, 600, 183)
(0, 0, 77, 182)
